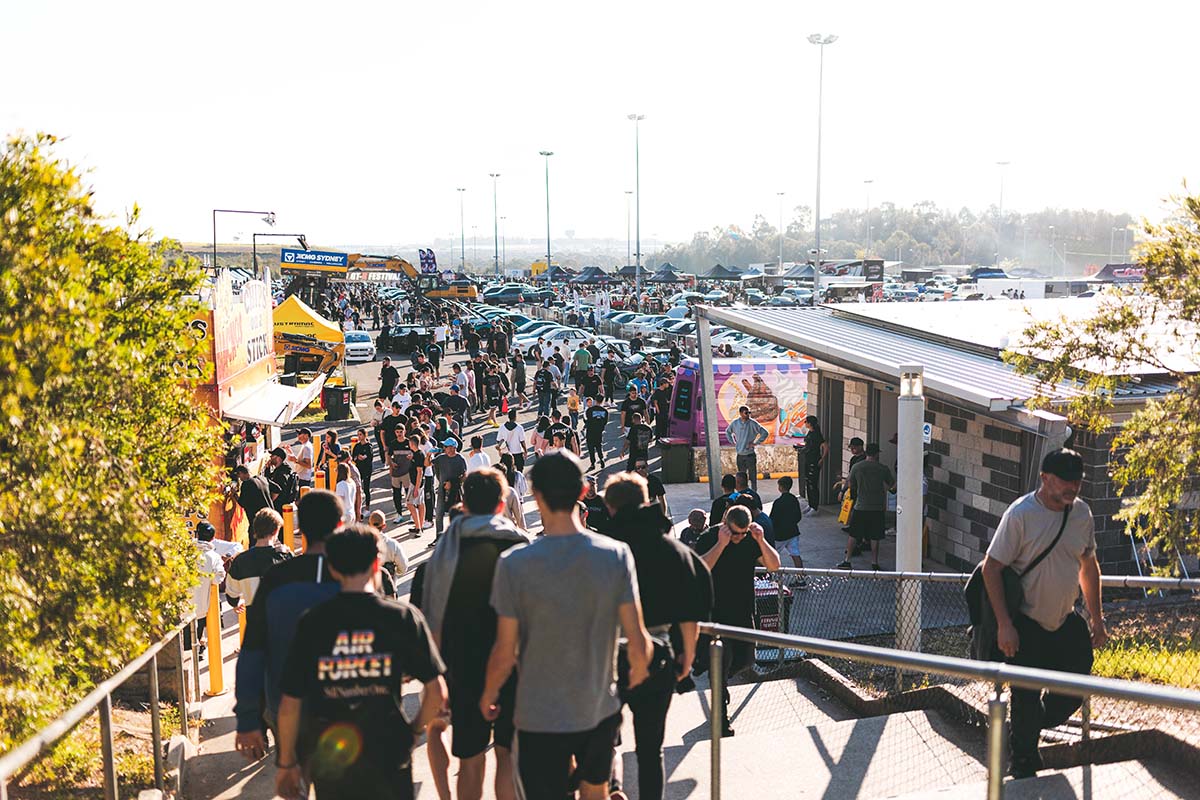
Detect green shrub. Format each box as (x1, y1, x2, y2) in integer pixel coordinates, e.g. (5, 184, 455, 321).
(0, 133, 221, 752)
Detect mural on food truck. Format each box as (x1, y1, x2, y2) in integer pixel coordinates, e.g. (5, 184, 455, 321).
(667, 357, 814, 446)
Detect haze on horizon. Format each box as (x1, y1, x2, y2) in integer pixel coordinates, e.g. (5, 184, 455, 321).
(2, 0, 1195, 252)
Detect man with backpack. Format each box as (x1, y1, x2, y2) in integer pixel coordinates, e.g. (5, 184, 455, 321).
(620, 411, 654, 472)
(979, 448, 1107, 778)
(265, 448, 298, 511)
(421, 469, 530, 800)
(533, 360, 555, 418)
(234, 465, 279, 523)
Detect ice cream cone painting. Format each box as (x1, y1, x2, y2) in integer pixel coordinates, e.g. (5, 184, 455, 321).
(712, 359, 811, 445)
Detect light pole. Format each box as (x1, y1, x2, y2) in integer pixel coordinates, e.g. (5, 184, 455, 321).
(252, 232, 307, 283)
(628, 114, 646, 298)
(995, 161, 1010, 267)
(539, 151, 554, 293)
(500, 216, 506, 272)
(212, 208, 274, 274)
(808, 33, 837, 300)
(456, 188, 466, 270)
(863, 179, 873, 258)
(625, 190, 633, 268)
(1049, 225, 1056, 275)
(896, 364, 926, 655)
(1110, 226, 1119, 264)
(472, 225, 478, 268)
(1121, 227, 1129, 262)
(489, 173, 501, 278)
(777, 192, 785, 273)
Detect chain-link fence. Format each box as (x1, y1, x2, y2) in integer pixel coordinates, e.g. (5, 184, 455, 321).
(707, 567, 1200, 797)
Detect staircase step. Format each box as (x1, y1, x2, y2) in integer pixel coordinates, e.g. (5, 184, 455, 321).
(880, 758, 1195, 800)
(659, 709, 986, 799)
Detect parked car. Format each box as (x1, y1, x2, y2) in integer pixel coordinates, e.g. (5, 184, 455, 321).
(481, 286, 526, 305)
(781, 287, 814, 303)
(514, 319, 560, 337)
(765, 295, 798, 306)
(606, 311, 640, 326)
(618, 348, 672, 379)
(703, 290, 730, 305)
(744, 288, 767, 305)
(343, 331, 377, 362)
(624, 314, 670, 336)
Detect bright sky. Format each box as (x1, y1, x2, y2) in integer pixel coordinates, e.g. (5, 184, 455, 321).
(3, 1, 1196, 250)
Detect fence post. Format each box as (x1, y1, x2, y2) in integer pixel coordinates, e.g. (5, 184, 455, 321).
(176, 627, 189, 736)
(98, 694, 119, 800)
(1081, 696, 1091, 751)
(986, 683, 1007, 800)
(710, 637, 724, 800)
(149, 651, 164, 791)
(190, 619, 202, 705)
(205, 584, 226, 696)
(776, 571, 786, 668)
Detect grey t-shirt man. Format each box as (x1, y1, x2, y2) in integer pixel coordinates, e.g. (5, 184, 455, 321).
(490, 531, 638, 733)
(848, 459, 895, 511)
(986, 492, 1096, 631)
(726, 417, 768, 456)
(433, 452, 468, 489)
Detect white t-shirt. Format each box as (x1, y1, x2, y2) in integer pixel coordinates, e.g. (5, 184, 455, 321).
(335, 480, 357, 523)
(434, 325, 448, 343)
(393, 390, 412, 413)
(986, 492, 1096, 631)
(466, 451, 492, 472)
(295, 441, 314, 481)
(497, 421, 527, 456)
(455, 371, 471, 394)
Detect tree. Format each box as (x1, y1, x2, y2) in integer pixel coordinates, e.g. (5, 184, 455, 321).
(1004, 190, 1200, 566)
(0, 134, 221, 747)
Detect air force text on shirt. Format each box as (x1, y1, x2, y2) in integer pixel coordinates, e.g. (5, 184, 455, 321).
(317, 630, 394, 688)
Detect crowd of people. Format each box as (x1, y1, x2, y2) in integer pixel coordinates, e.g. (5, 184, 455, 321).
(202, 281, 1115, 797)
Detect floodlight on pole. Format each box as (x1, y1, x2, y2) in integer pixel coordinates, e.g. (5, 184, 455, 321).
(628, 114, 646, 300)
(808, 33, 837, 301)
(777, 192, 785, 274)
(490, 173, 501, 278)
(212, 208, 275, 275)
(896, 363, 926, 655)
(456, 188, 466, 269)
(863, 179, 874, 258)
(995, 161, 1010, 267)
(539, 151, 554, 292)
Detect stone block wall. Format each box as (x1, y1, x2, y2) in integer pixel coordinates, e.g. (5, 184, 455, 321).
(1070, 428, 1135, 574)
(923, 398, 1027, 572)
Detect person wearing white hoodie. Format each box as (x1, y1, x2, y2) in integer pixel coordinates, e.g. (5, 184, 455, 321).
(495, 408, 527, 471)
(192, 521, 227, 657)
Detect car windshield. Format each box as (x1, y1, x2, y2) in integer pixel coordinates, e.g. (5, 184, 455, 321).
(345, 333, 370, 343)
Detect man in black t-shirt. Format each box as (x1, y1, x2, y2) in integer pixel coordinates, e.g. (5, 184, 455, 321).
(379, 357, 399, 399)
(650, 379, 673, 441)
(380, 403, 406, 455)
(275, 524, 447, 800)
(414, 354, 435, 377)
(583, 398, 609, 469)
(633, 459, 667, 515)
(579, 365, 603, 402)
(620, 386, 648, 431)
(442, 385, 470, 430)
(600, 355, 619, 403)
(234, 465, 279, 522)
(622, 412, 655, 472)
(424, 341, 444, 376)
(695, 505, 781, 737)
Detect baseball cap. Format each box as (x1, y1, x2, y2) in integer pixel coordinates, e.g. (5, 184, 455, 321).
(269, 447, 287, 459)
(442, 438, 458, 448)
(1041, 448, 1084, 481)
(849, 437, 864, 447)
(297, 427, 312, 437)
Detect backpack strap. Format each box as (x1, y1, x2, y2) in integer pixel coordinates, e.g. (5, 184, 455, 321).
(1019, 505, 1072, 578)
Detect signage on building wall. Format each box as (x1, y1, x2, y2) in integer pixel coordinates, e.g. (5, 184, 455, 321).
(922, 422, 933, 444)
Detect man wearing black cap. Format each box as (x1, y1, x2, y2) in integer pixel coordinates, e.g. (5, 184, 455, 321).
(433, 439, 468, 541)
(981, 448, 1107, 778)
(233, 465, 279, 523)
(265, 447, 297, 511)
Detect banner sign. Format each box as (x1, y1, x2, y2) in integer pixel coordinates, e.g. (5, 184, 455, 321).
(211, 269, 274, 387)
(419, 248, 439, 273)
(280, 248, 348, 273)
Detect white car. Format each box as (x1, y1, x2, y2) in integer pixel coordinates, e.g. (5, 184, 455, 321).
(343, 331, 377, 362)
(624, 314, 671, 337)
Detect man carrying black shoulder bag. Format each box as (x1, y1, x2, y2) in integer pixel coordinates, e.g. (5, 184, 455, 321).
(964, 448, 1109, 779)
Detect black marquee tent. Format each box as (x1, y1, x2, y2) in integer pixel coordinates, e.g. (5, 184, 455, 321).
(646, 268, 689, 284)
(570, 266, 612, 284)
(700, 263, 743, 281)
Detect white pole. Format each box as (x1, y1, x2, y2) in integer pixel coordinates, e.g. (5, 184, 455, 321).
(896, 363, 925, 654)
(697, 311, 724, 499)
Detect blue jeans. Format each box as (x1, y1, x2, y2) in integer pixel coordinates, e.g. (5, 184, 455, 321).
(537, 392, 553, 417)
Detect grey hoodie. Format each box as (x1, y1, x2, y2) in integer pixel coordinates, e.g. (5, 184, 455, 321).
(420, 512, 530, 637)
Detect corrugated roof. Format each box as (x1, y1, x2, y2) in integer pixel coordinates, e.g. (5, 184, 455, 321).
(699, 306, 1177, 412)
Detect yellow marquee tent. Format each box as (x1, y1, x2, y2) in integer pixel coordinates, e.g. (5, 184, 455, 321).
(272, 296, 344, 343)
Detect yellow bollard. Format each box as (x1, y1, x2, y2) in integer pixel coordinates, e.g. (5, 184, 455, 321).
(204, 583, 226, 696)
(315, 470, 327, 491)
(282, 503, 296, 552)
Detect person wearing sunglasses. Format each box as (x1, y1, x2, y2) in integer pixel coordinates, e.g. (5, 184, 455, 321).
(695, 505, 781, 737)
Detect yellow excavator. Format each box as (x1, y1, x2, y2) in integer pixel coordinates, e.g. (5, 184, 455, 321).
(275, 331, 345, 383)
(348, 254, 478, 302)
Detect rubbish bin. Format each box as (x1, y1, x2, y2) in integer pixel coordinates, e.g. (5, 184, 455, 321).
(659, 441, 692, 483)
(322, 385, 353, 421)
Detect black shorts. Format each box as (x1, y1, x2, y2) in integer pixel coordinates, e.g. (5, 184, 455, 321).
(311, 764, 413, 800)
(490, 395, 504, 410)
(450, 678, 515, 759)
(515, 712, 621, 799)
(849, 509, 886, 541)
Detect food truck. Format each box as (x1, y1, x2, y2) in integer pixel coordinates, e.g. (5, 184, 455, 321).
(665, 357, 815, 446)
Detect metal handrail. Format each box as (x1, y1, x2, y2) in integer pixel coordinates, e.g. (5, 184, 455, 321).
(701, 621, 1200, 800)
(0, 615, 196, 800)
(700, 622, 1200, 710)
(757, 566, 1200, 591)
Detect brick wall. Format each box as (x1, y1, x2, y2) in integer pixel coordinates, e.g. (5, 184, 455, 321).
(924, 399, 1134, 574)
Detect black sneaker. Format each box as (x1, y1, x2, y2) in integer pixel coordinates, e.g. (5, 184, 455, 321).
(721, 724, 735, 738)
(836, 560, 852, 570)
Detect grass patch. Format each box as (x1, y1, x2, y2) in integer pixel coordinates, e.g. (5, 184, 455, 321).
(1094, 637, 1200, 688)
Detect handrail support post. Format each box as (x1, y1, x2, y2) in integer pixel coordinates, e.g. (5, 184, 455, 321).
(986, 682, 1007, 800)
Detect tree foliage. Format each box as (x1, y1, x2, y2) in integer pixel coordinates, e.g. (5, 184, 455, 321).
(0, 134, 221, 749)
(654, 202, 1135, 273)
(1004, 190, 1200, 566)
